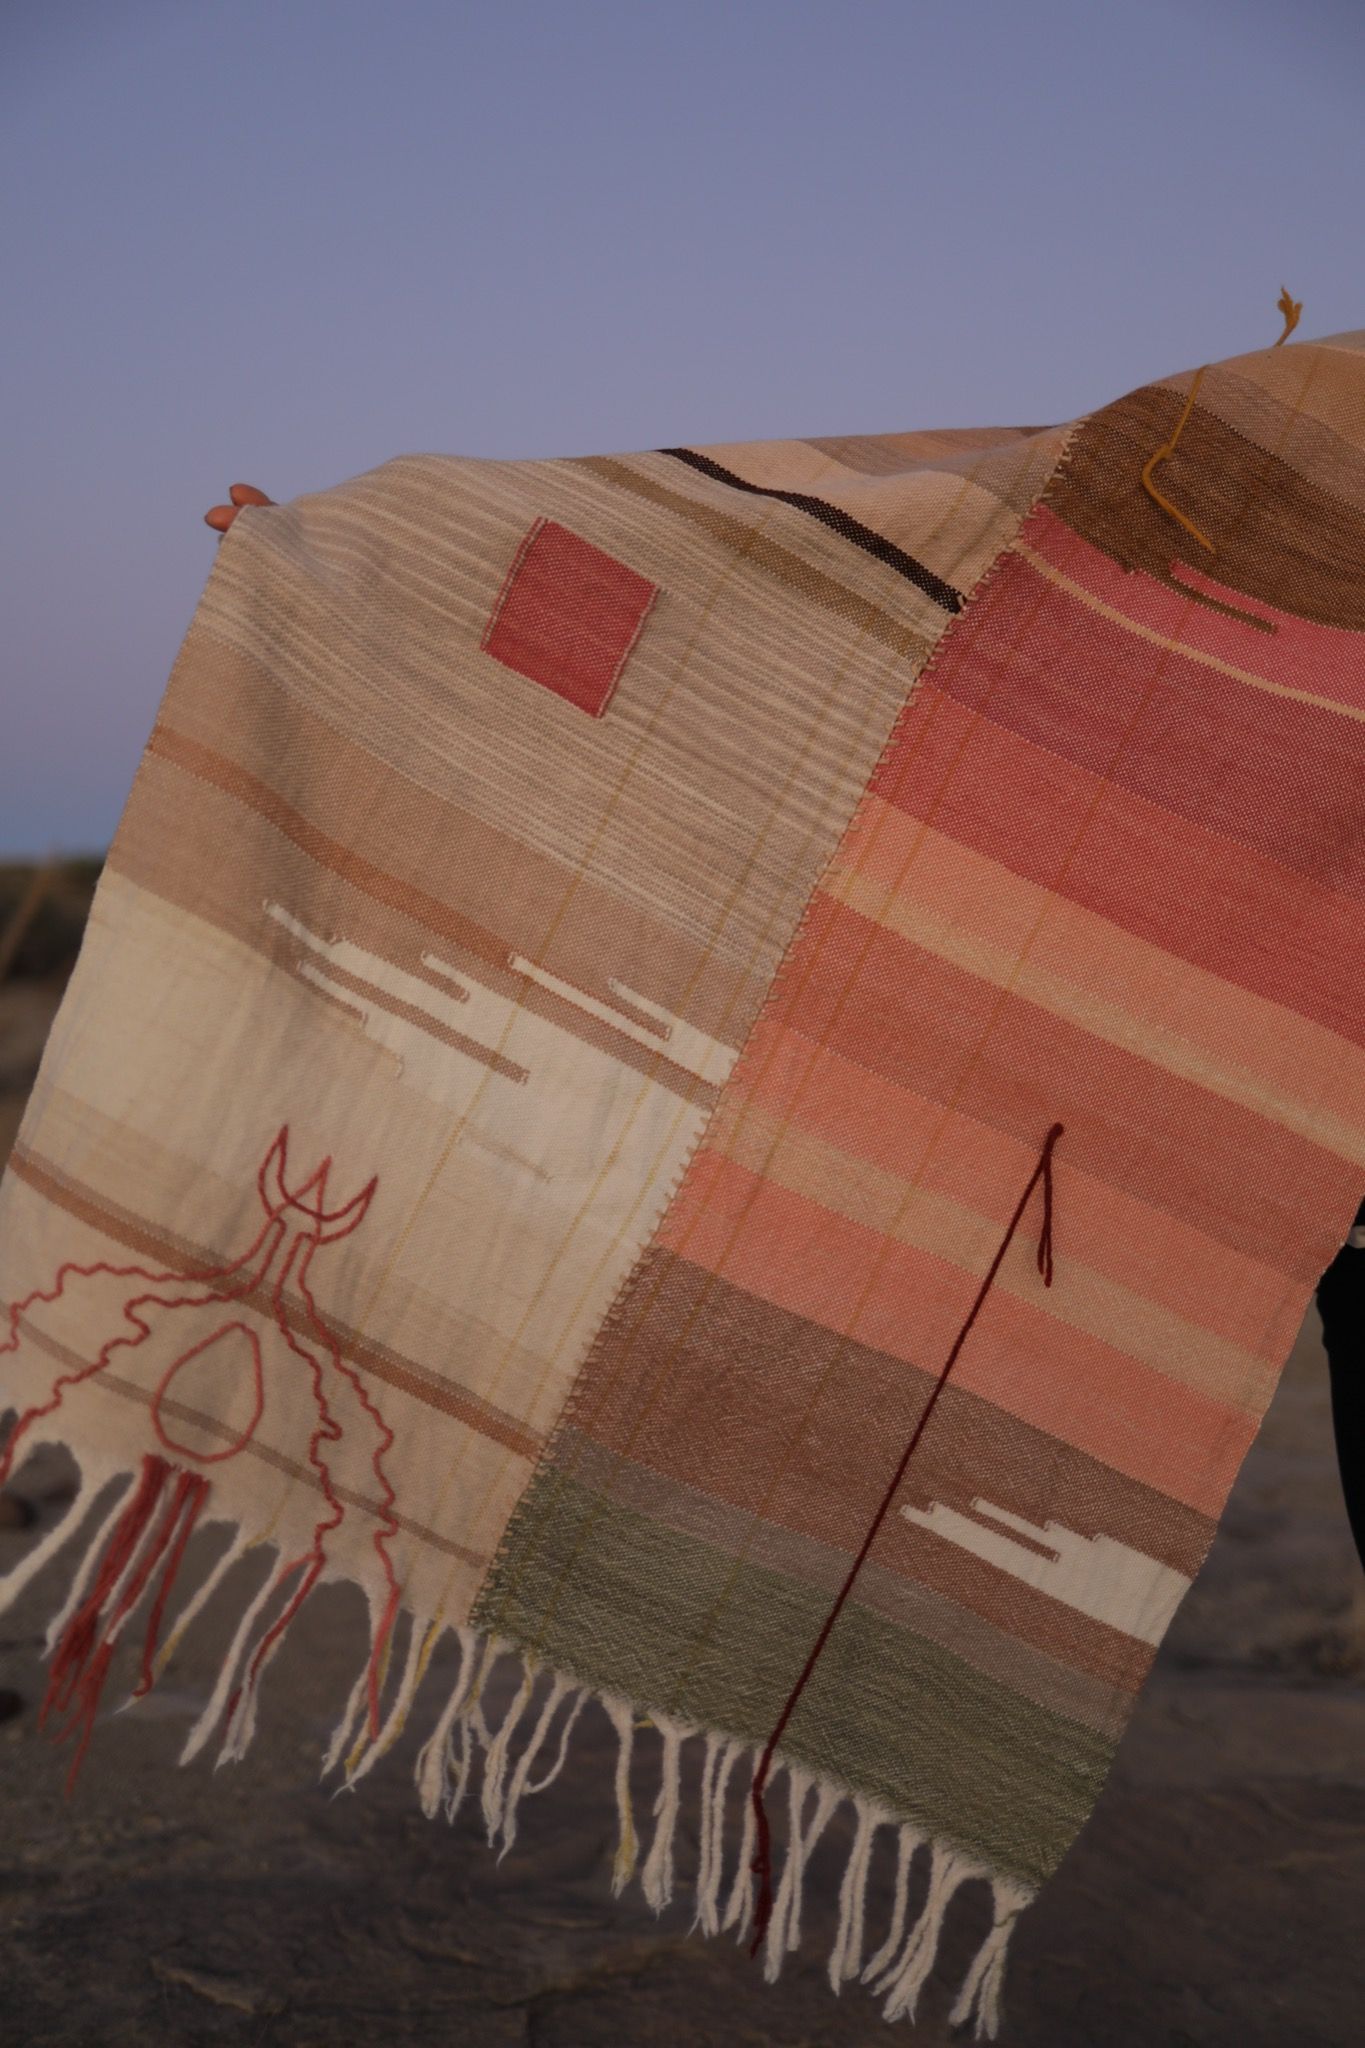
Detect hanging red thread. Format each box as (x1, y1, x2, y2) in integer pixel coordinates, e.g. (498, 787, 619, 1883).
(41, 1453, 173, 1790)
(3, 1126, 403, 1763)
(37, 1462, 213, 1788)
(747, 1120, 1064, 1956)
(133, 1469, 210, 1698)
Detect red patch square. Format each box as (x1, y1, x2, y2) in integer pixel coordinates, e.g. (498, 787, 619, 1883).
(481, 518, 659, 717)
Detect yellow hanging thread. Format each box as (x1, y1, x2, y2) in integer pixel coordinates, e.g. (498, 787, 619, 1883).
(1140, 289, 1303, 565)
(1140, 363, 1217, 556)
(1275, 285, 1303, 345)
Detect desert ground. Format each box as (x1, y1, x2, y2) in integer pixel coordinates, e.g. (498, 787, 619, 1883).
(0, 862, 1362, 2047)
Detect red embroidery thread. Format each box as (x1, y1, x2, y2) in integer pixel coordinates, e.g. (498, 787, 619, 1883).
(41, 1452, 172, 1790)
(747, 1121, 1065, 1957)
(0, 1132, 292, 1486)
(2, 1126, 402, 1766)
(133, 1467, 210, 1699)
(151, 1322, 266, 1463)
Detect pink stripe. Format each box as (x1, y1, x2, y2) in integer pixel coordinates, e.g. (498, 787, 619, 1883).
(662, 1149, 1254, 1515)
(1026, 501, 1365, 713)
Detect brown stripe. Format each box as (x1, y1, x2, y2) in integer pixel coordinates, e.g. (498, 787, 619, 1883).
(147, 722, 520, 971)
(559, 1431, 1132, 1736)
(659, 446, 964, 611)
(281, 945, 530, 1086)
(148, 650, 760, 1051)
(1201, 346, 1365, 497)
(805, 426, 1048, 475)
(1048, 380, 1365, 629)
(9, 1147, 545, 1463)
(563, 1246, 1215, 1578)
(577, 455, 934, 658)
(119, 740, 725, 1108)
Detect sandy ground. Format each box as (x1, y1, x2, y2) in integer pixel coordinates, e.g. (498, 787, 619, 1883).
(1, 975, 1363, 2047)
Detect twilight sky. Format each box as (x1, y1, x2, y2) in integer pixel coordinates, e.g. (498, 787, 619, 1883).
(3, 0, 1363, 854)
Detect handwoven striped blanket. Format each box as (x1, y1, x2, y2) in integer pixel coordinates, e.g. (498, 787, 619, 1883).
(4, 327, 1364, 2036)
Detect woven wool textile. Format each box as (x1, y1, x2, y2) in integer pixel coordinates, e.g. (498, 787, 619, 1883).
(4, 331, 1365, 2036)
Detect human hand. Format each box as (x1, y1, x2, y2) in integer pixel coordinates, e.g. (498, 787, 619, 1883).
(204, 482, 274, 535)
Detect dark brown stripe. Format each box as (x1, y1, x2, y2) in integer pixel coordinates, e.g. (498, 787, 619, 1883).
(559, 1245, 1215, 1579)
(661, 447, 964, 612)
(1047, 380, 1365, 629)
(576, 456, 933, 659)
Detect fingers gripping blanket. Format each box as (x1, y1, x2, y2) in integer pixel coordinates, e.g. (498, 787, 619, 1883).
(4, 329, 1365, 2035)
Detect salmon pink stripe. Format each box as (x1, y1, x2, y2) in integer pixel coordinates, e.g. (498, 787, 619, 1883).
(1025, 500, 1365, 713)
(659, 1150, 1254, 1514)
(834, 795, 1365, 1145)
(921, 549, 1365, 895)
(714, 1019, 1301, 1361)
(870, 682, 1365, 1047)
(765, 891, 1361, 1279)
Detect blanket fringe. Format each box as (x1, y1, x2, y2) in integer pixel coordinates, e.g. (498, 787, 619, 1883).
(721, 1745, 760, 1937)
(764, 1766, 838, 1981)
(0, 1463, 1033, 2037)
(828, 1794, 878, 1990)
(640, 1710, 687, 1913)
(693, 1732, 742, 1936)
(862, 1820, 922, 1981)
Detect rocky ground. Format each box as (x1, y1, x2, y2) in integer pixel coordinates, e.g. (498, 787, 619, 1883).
(0, 871, 1362, 2046)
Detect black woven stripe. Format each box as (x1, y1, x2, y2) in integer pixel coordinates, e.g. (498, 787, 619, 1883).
(659, 446, 963, 614)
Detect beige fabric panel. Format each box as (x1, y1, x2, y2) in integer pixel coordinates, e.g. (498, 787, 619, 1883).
(0, 416, 1049, 1635)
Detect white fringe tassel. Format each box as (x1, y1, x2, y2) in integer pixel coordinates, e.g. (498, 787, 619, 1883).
(413, 1626, 480, 1821)
(480, 1658, 537, 1845)
(604, 1692, 638, 1896)
(862, 1821, 922, 1982)
(0, 1460, 127, 1638)
(947, 1874, 1033, 2041)
(694, 1733, 742, 1937)
(150, 1525, 252, 1679)
(497, 1675, 583, 1857)
(343, 1608, 428, 1788)
(721, 1745, 760, 1939)
(640, 1712, 687, 1913)
(323, 1662, 374, 1781)
(763, 1766, 839, 1982)
(828, 1796, 880, 1991)
(179, 1554, 293, 1766)
(39, 1480, 131, 1654)
(0, 1486, 1036, 2039)
(874, 1839, 980, 2025)
(690, 1729, 723, 1934)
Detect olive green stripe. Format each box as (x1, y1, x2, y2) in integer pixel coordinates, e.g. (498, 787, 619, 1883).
(474, 1476, 1116, 1886)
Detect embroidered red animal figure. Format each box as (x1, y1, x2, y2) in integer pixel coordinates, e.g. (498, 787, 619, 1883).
(0, 1126, 400, 1785)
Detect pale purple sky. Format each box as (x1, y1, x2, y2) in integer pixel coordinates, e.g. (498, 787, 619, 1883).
(4, 0, 1363, 854)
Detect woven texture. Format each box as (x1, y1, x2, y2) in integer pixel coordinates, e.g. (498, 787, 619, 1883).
(3, 331, 1364, 2030)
